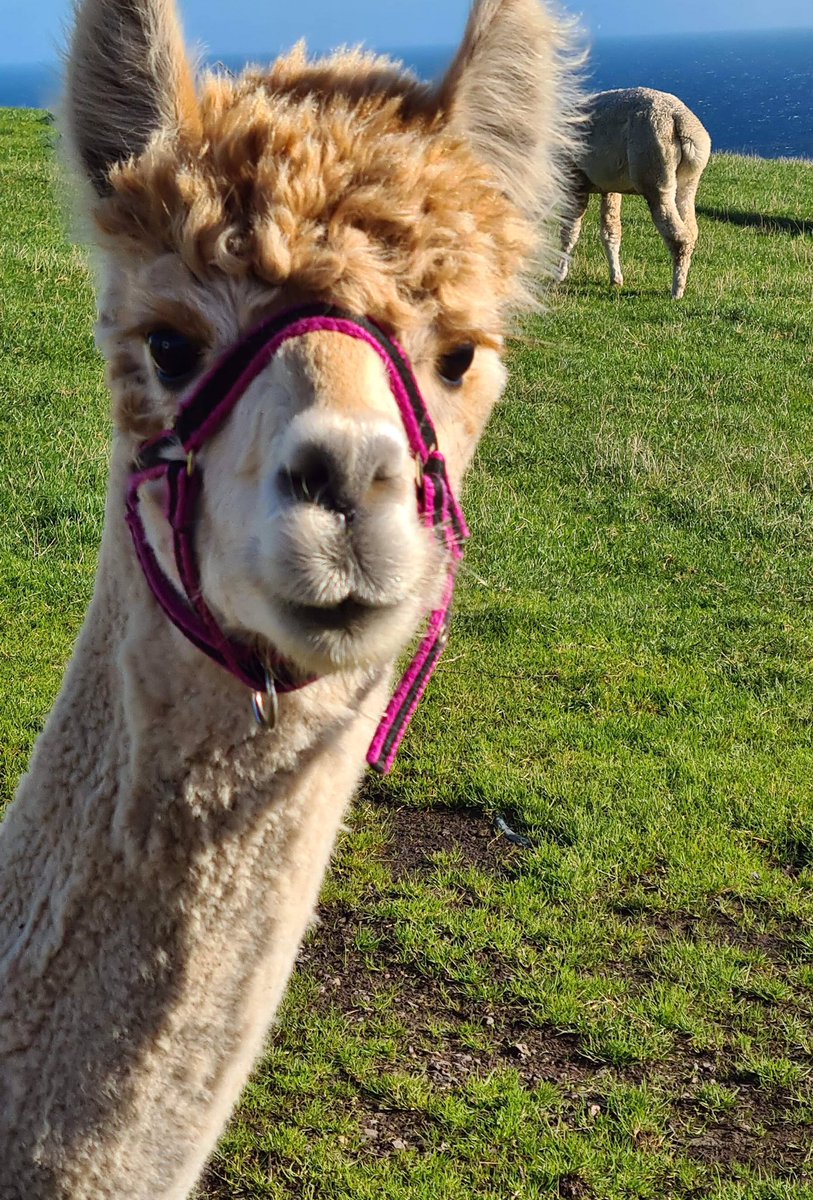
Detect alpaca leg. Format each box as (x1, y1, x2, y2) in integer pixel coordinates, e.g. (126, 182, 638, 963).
(600, 192, 623, 286)
(555, 189, 589, 283)
(675, 175, 701, 290)
(645, 188, 693, 299)
(675, 176, 700, 241)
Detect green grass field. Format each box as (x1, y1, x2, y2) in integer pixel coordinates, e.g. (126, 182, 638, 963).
(1, 106, 812, 1198)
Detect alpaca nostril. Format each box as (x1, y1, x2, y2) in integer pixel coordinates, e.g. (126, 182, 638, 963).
(278, 462, 331, 507)
(278, 445, 354, 518)
(279, 425, 407, 520)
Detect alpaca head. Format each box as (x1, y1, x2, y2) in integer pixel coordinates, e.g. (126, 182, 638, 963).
(65, 0, 578, 677)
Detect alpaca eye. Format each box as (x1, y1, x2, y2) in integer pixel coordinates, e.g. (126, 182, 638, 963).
(437, 345, 475, 387)
(147, 329, 201, 388)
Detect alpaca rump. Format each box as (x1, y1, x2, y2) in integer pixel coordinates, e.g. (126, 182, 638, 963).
(557, 87, 712, 299)
(0, 1, 581, 1195)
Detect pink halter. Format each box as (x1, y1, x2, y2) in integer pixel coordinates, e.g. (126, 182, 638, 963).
(125, 304, 469, 774)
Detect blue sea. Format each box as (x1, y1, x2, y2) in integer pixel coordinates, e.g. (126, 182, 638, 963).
(2, 28, 811, 160)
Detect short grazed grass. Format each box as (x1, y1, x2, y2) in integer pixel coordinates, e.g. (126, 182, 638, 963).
(1, 109, 812, 1198)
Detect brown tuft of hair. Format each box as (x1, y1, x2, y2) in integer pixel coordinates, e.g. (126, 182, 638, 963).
(66, 1, 585, 343)
(94, 48, 536, 343)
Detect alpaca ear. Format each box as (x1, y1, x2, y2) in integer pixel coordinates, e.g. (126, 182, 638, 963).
(437, 0, 582, 218)
(65, 0, 200, 195)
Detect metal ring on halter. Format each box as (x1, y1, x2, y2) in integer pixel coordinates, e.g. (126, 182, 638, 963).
(251, 671, 278, 730)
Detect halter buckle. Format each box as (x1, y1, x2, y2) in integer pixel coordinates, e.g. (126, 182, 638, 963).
(251, 672, 278, 730)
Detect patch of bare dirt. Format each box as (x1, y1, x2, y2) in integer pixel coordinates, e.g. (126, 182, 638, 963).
(375, 800, 525, 881)
(682, 1119, 810, 1172)
(300, 900, 600, 1092)
(302, 805, 812, 1172)
(344, 1102, 434, 1159)
(647, 904, 797, 961)
(199, 804, 812, 1196)
(557, 1176, 594, 1199)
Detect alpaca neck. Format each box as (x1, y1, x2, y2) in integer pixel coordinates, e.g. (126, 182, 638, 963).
(0, 462, 387, 1199)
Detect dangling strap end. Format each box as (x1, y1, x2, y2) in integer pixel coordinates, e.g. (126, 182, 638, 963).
(366, 613, 449, 775)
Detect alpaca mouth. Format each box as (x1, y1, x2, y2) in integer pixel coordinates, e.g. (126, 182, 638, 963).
(261, 587, 422, 674)
(282, 596, 394, 632)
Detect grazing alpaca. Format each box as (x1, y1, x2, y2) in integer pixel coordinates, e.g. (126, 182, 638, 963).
(0, 0, 579, 1195)
(557, 87, 711, 298)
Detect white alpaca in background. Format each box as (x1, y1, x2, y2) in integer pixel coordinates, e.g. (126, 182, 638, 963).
(557, 87, 712, 298)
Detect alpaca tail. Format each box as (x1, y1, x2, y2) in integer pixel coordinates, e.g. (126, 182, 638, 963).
(673, 108, 712, 168)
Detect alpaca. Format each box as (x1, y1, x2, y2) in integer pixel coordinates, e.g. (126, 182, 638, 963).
(556, 87, 711, 298)
(0, 0, 579, 1195)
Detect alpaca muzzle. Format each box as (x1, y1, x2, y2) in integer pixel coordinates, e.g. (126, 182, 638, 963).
(125, 304, 469, 774)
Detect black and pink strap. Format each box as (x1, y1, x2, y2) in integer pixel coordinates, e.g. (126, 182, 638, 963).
(125, 304, 469, 774)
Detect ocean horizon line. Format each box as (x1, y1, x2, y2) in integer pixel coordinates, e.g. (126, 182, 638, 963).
(5, 24, 813, 71)
(2, 28, 811, 161)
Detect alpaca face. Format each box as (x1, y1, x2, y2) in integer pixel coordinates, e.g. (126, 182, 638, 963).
(67, 0, 579, 677)
(195, 331, 472, 674)
(104, 255, 507, 674)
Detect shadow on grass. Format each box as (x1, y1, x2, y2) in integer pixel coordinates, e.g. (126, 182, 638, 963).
(698, 206, 813, 237)
(559, 282, 666, 301)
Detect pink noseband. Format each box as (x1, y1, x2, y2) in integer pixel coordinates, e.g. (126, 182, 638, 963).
(125, 304, 469, 774)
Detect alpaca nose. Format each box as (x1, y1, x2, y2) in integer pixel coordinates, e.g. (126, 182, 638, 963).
(277, 423, 407, 519)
